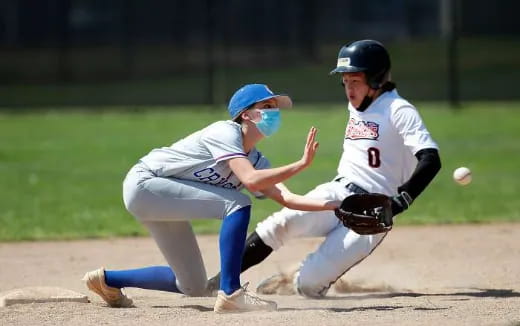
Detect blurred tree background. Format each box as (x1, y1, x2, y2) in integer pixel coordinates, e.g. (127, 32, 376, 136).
(0, 0, 519, 107)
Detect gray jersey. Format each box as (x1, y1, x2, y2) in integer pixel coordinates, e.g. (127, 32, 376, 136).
(140, 120, 270, 192)
(123, 120, 269, 294)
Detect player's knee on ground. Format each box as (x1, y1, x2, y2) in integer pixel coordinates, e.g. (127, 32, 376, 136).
(177, 281, 208, 297)
(293, 270, 329, 298)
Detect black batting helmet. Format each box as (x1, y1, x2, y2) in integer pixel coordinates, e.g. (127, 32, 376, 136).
(330, 40, 391, 89)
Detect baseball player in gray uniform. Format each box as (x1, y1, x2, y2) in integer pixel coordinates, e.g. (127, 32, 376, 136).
(82, 83, 340, 313)
(207, 40, 442, 298)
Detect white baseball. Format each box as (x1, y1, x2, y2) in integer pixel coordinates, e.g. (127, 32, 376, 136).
(453, 167, 472, 185)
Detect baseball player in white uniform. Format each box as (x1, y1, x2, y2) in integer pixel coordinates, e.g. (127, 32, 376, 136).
(207, 40, 442, 298)
(82, 83, 341, 313)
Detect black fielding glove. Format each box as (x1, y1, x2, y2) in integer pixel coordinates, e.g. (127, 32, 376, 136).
(334, 193, 393, 235)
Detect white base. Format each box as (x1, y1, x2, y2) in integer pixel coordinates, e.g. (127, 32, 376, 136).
(0, 286, 89, 307)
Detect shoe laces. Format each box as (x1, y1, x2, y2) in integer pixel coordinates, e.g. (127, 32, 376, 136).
(241, 282, 270, 305)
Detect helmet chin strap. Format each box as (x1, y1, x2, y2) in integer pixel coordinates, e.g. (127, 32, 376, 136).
(356, 86, 377, 111)
(356, 95, 373, 112)
(354, 83, 392, 111)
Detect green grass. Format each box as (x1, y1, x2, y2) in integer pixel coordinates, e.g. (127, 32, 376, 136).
(1, 103, 519, 241)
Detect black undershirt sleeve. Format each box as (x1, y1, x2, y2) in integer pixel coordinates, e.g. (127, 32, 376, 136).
(397, 148, 441, 200)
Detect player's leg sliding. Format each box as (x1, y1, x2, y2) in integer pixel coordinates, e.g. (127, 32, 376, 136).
(214, 206, 276, 313)
(206, 230, 274, 296)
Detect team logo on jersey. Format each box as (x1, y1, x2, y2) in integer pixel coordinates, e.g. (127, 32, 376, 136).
(193, 168, 236, 189)
(345, 118, 379, 140)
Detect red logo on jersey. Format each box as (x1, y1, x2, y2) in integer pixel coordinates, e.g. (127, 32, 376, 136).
(345, 118, 379, 140)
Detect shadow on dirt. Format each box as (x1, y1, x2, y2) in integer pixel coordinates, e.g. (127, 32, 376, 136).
(173, 304, 214, 312)
(174, 304, 450, 313)
(278, 305, 450, 313)
(333, 288, 520, 300)
(158, 288, 518, 314)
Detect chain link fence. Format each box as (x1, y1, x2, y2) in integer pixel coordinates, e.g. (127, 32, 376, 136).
(0, 0, 519, 107)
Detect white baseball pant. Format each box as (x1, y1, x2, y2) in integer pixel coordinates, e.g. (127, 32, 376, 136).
(256, 178, 387, 297)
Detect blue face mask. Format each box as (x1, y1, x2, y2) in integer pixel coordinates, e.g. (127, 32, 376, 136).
(255, 108, 281, 137)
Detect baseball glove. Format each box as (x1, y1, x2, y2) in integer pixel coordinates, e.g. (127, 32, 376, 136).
(334, 193, 393, 235)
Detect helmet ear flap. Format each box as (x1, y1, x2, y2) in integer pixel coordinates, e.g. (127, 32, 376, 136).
(368, 68, 390, 89)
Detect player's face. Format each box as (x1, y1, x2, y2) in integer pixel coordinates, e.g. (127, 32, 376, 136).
(342, 72, 373, 108)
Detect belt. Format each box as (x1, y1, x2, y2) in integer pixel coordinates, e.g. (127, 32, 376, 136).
(334, 177, 369, 194)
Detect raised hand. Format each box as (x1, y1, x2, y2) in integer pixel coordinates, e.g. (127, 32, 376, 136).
(300, 126, 319, 168)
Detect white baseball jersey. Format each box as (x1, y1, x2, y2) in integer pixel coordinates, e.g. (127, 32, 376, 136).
(139, 120, 270, 192)
(336, 89, 438, 196)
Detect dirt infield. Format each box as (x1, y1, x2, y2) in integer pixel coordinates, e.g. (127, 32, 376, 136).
(1, 224, 519, 325)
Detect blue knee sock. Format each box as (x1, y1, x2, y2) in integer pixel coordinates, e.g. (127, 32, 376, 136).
(104, 266, 181, 293)
(219, 205, 251, 295)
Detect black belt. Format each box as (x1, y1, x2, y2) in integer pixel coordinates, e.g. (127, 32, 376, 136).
(334, 178, 369, 194)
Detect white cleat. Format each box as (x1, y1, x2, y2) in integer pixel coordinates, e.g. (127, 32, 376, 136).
(214, 282, 277, 313)
(82, 267, 134, 308)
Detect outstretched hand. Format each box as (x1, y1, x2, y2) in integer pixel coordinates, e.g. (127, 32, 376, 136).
(300, 126, 319, 168)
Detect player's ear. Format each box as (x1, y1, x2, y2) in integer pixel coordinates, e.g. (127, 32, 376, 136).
(238, 109, 253, 123)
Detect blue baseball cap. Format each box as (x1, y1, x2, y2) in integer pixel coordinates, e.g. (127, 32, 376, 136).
(227, 84, 292, 120)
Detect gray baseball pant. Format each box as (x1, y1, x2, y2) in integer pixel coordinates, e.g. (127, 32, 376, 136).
(122, 162, 251, 296)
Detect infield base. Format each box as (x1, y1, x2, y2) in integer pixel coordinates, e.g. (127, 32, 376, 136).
(0, 286, 89, 307)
